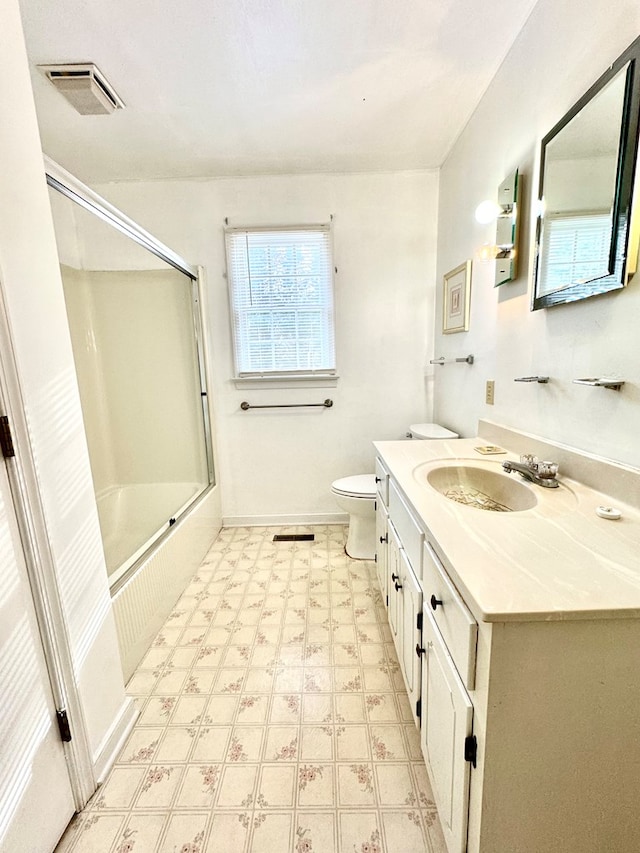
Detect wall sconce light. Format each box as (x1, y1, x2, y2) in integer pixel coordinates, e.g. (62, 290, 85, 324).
(475, 168, 520, 286)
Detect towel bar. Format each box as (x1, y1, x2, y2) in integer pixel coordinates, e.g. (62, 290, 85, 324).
(240, 399, 334, 410)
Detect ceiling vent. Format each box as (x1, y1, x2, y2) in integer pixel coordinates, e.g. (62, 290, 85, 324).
(38, 63, 125, 115)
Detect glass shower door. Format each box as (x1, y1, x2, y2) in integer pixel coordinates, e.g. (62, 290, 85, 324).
(48, 185, 213, 586)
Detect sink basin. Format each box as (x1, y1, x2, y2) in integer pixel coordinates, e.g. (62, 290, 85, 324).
(423, 462, 538, 512)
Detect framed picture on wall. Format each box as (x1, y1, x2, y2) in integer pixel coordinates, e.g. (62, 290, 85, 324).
(442, 260, 471, 333)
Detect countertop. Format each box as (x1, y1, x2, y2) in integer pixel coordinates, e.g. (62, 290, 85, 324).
(374, 438, 640, 622)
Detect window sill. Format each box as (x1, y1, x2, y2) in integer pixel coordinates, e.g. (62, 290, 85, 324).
(233, 374, 340, 390)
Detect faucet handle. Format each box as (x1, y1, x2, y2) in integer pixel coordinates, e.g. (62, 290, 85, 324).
(520, 453, 538, 470)
(537, 461, 559, 479)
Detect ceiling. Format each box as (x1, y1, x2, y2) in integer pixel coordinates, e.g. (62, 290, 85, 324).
(18, 0, 540, 184)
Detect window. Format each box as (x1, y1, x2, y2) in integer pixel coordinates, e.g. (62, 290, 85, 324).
(225, 225, 336, 378)
(540, 211, 615, 294)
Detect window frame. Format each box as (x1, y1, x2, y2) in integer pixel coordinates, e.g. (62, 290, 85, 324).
(225, 224, 338, 383)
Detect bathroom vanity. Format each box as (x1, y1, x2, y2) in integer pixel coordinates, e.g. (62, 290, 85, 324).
(374, 426, 640, 853)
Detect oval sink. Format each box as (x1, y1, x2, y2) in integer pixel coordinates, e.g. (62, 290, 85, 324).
(424, 463, 537, 512)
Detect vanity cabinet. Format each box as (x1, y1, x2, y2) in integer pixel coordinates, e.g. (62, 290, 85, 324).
(422, 607, 473, 853)
(374, 438, 640, 853)
(386, 521, 402, 644)
(398, 545, 422, 727)
(381, 466, 476, 848)
(374, 458, 390, 604)
(381, 478, 425, 726)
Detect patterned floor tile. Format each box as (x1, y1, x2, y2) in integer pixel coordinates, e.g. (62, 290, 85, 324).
(55, 525, 448, 853)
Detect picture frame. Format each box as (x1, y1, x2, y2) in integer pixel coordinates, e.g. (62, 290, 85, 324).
(443, 260, 471, 334)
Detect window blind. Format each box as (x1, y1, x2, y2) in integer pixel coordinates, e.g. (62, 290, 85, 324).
(540, 212, 613, 293)
(226, 226, 336, 377)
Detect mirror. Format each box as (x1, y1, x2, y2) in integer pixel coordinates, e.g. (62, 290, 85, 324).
(532, 36, 640, 309)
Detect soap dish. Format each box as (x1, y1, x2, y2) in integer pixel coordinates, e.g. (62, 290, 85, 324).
(474, 445, 507, 455)
(596, 506, 621, 520)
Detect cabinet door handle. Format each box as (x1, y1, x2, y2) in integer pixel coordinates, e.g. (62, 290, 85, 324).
(391, 572, 399, 582)
(430, 594, 443, 610)
(415, 643, 425, 657)
(394, 581, 403, 591)
(375, 476, 381, 483)
(379, 534, 388, 544)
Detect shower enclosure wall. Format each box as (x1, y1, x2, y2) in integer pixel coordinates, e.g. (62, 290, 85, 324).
(47, 162, 219, 677)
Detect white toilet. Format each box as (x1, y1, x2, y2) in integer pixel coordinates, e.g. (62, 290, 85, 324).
(330, 474, 378, 559)
(331, 423, 459, 560)
(409, 423, 459, 440)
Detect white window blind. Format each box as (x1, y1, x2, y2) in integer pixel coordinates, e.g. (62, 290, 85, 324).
(226, 226, 336, 378)
(540, 212, 613, 293)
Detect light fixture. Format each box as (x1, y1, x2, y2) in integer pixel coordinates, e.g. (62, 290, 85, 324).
(475, 200, 503, 225)
(39, 63, 125, 115)
(475, 169, 520, 286)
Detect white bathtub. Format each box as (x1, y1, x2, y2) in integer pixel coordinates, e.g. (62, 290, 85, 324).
(97, 481, 203, 586)
(106, 482, 222, 680)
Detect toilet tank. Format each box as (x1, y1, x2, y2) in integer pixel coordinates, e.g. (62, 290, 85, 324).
(409, 423, 459, 440)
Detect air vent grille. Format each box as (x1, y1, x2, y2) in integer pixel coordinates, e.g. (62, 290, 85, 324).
(38, 63, 124, 115)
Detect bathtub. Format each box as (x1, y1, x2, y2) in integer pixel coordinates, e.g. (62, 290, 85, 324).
(102, 482, 221, 680)
(97, 481, 203, 586)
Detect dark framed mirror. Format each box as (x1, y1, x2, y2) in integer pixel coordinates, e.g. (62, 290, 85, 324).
(532, 35, 640, 310)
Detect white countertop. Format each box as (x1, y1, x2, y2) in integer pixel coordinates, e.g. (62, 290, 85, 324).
(374, 438, 640, 622)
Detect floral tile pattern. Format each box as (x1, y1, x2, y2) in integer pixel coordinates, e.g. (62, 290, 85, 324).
(55, 526, 446, 853)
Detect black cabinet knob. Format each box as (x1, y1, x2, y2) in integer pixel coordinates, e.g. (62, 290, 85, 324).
(375, 476, 381, 483)
(391, 572, 399, 582)
(379, 534, 388, 544)
(430, 594, 443, 610)
(394, 581, 403, 591)
(415, 643, 425, 657)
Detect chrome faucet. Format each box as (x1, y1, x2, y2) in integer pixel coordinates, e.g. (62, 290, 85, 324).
(502, 454, 560, 488)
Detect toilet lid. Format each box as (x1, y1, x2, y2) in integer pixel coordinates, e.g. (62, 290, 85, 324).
(331, 474, 377, 498)
(410, 422, 459, 439)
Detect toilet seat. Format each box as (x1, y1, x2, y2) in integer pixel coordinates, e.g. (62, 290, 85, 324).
(331, 474, 377, 499)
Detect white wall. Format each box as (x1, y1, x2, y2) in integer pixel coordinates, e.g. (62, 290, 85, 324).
(93, 171, 440, 521)
(0, 0, 128, 762)
(434, 0, 640, 469)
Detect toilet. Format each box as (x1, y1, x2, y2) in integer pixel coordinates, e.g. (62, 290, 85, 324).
(330, 474, 378, 560)
(331, 423, 459, 560)
(409, 423, 459, 440)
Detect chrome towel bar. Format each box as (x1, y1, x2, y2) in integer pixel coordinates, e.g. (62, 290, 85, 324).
(430, 355, 474, 366)
(240, 399, 334, 410)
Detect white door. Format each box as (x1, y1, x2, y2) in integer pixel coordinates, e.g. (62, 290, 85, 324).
(0, 441, 75, 852)
(399, 553, 422, 727)
(375, 500, 388, 604)
(421, 609, 473, 853)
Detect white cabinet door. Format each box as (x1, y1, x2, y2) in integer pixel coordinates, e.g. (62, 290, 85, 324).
(421, 609, 474, 853)
(387, 521, 402, 651)
(375, 500, 389, 605)
(399, 549, 423, 727)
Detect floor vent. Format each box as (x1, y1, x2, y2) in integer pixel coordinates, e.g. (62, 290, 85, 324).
(272, 534, 315, 542)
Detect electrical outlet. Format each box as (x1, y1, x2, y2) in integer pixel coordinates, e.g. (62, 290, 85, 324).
(486, 380, 495, 405)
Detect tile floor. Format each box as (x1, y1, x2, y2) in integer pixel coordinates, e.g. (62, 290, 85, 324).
(56, 525, 447, 853)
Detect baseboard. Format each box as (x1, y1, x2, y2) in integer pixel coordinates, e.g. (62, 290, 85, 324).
(223, 512, 349, 527)
(93, 696, 139, 784)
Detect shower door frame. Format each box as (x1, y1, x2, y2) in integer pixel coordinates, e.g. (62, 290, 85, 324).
(45, 156, 216, 591)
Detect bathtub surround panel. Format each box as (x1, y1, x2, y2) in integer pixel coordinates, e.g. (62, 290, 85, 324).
(61, 265, 209, 491)
(434, 0, 640, 469)
(92, 170, 439, 521)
